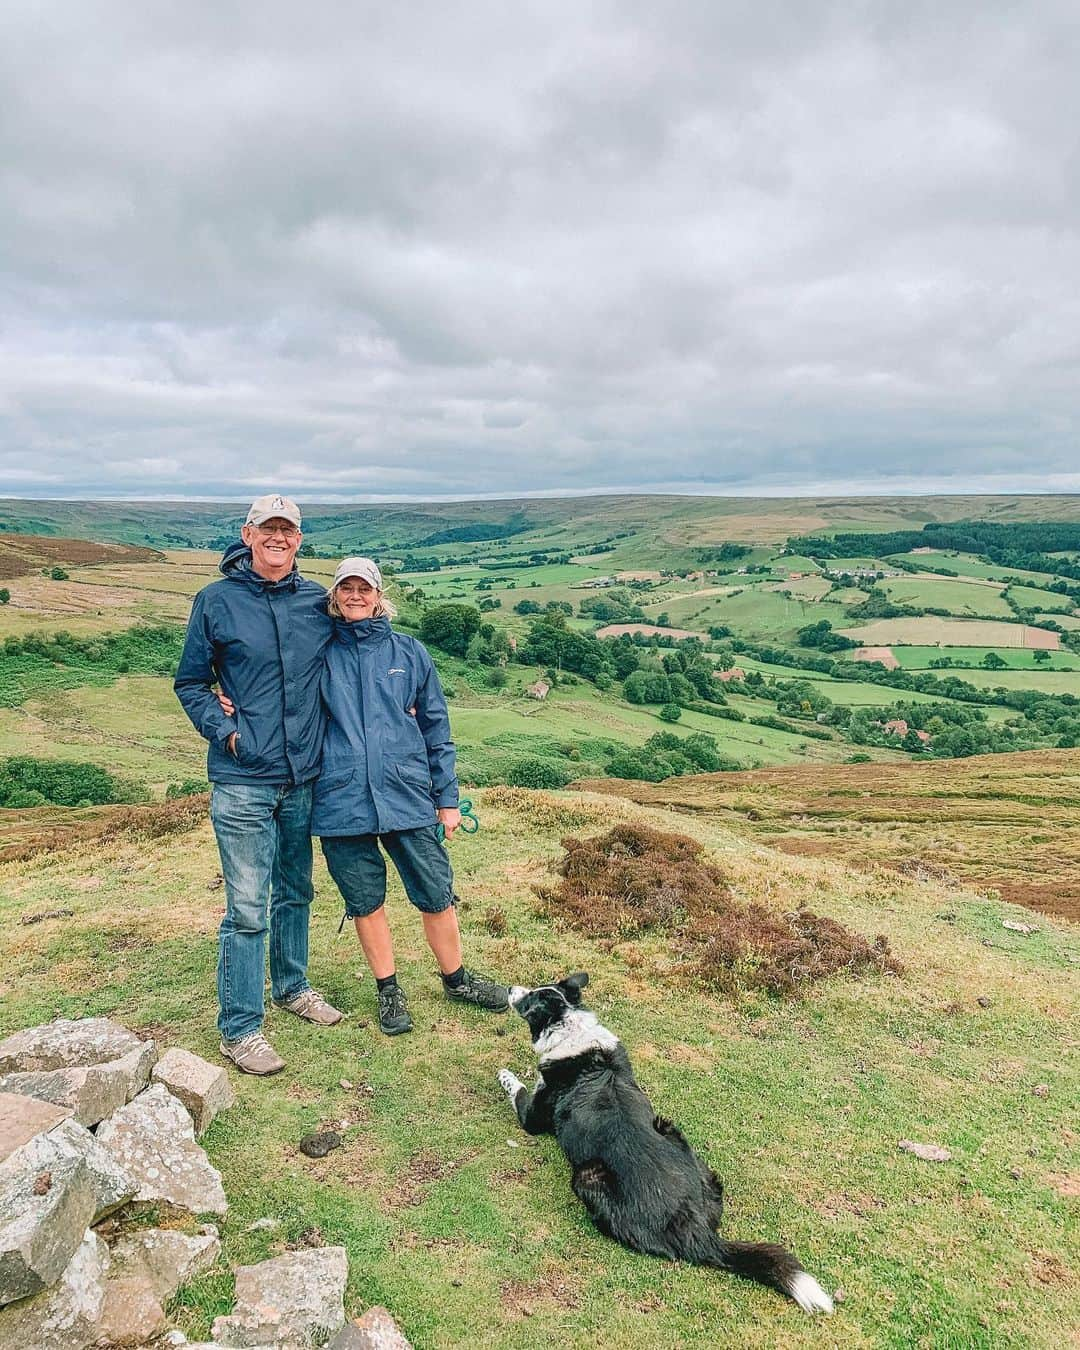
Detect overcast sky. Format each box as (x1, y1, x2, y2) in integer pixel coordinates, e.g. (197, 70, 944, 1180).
(2, 2, 1078, 501)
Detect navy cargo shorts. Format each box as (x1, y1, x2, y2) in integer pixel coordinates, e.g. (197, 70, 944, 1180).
(320, 825, 455, 919)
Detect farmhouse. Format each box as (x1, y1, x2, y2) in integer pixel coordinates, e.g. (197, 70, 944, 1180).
(715, 667, 747, 683)
(527, 679, 550, 701)
(879, 718, 931, 743)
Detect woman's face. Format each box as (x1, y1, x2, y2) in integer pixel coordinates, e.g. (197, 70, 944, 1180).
(335, 576, 379, 621)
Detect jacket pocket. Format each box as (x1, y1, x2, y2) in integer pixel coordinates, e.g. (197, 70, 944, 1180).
(317, 765, 356, 794)
(394, 762, 432, 791)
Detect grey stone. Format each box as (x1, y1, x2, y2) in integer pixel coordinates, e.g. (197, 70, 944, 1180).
(0, 1043, 153, 1130)
(327, 1308, 412, 1349)
(44, 1118, 138, 1223)
(152, 1048, 235, 1137)
(0, 1147, 96, 1307)
(0, 1018, 154, 1077)
(0, 1090, 72, 1165)
(211, 1246, 347, 1347)
(0, 1228, 109, 1350)
(108, 1226, 221, 1301)
(96, 1270, 166, 1347)
(96, 1085, 227, 1217)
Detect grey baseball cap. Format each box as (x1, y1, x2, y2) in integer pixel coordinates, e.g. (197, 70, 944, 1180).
(332, 556, 382, 590)
(245, 494, 302, 528)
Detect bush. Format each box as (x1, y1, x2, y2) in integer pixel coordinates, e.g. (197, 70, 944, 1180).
(49, 567, 70, 581)
(166, 778, 210, 799)
(503, 756, 575, 789)
(0, 756, 147, 808)
(659, 702, 682, 722)
(486, 666, 509, 689)
(0, 589, 9, 604)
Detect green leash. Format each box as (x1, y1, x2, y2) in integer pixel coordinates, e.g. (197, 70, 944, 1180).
(436, 797, 480, 843)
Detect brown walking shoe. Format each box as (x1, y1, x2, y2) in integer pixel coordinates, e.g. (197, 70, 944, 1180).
(273, 988, 344, 1026)
(220, 1031, 286, 1076)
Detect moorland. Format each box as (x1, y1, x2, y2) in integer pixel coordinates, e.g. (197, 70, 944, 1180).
(1, 492, 1078, 1348)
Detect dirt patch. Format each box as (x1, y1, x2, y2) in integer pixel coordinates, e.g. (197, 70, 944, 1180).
(1028, 1250, 1073, 1286)
(1044, 1172, 1080, 1199)
(381, 1149, 471, 1210)
(537, 823, 901, 997)
(0, 534, 162, 580)
(852, 645, 899, 669)
(500, 1264, 582, 1317)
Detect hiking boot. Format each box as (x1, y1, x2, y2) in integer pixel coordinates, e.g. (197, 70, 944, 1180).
(220, 1031, 286, 1076)
(444, 969, 510, 1012)
(273, 988, 344, 1026)
(377, 984, 413, 1036)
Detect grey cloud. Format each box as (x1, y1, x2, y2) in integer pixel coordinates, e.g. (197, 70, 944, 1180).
(1, 1, 1079, 498)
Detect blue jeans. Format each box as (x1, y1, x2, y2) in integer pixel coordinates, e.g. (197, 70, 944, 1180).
(210, 782, 314, 1041)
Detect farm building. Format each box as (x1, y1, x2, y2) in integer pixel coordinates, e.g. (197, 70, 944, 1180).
(880, 718, 931, 743)
(715, 667, 747, 683)
(527, 680, 550, 701)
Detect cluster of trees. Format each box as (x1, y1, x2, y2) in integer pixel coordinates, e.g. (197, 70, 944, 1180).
(578, 588, 648, 624)
(415, 515, 527, 547)
(796, 619, 858, 652)
(605, 730, 741, 781)
(0, 625, 187, 706)
(0, 756, 146, 808)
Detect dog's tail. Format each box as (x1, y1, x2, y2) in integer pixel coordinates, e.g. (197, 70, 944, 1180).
(704, 1237, 834, 1315)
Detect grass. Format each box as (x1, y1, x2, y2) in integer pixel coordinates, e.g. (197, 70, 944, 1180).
(878, 578, 1014, 620)
(885, 647, 1079, 671)
(1, 783, 1076, 1347)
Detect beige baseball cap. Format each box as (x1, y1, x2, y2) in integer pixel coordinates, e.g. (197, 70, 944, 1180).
(245, 494, 302, 528)
(332, 556, 382, 590)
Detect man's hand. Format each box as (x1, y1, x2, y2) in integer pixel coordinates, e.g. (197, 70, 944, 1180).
(437, 806, 462, 840)
(216, 689, 236, 716)
(226, 732, 239, 757)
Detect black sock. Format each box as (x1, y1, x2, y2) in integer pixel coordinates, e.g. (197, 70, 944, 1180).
(376, 973, 398, 992)
(441, 965, 466, 989)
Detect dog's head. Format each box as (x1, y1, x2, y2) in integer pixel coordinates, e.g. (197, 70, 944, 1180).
(508, 973, 589, 1041)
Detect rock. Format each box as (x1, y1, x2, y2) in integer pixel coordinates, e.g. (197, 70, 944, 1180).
(0, 1228, 109, 1349)
(42, 1118, 138, 1223)
(96, 1085, 227, 1217)
(0, 1091, 72, 1164)
(108, 1226, 221, 1301)
(152, 1048, 236, 1137)
(898, 1139, 952, 1163)
(211, 1246, 347, 1347)
(327, 1307, 412, 1349)
(976, 996, 992, 1008)
(1032, 1083, 1050, 1098)
(1002, 920, 1037, 935)
(0, 1042, 152, 1130)
(0, 1146, 96, 1307)
(96, 1271, 166, 1347)
(0, 1018, 154, 1078)
(299, 1131, 341, 1159)
(244, 1218, 279, 1233)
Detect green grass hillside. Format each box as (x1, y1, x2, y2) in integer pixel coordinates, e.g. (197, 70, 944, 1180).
(1, 782, 1075, 1348)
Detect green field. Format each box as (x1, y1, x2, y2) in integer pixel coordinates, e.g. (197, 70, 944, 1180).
(882, 647, 1079, 672)
(887, 551, 1067, 587)
(920, 667, 1080, 696)
(878, 576, 1014, 619)
(1005, 583, 1076, 613)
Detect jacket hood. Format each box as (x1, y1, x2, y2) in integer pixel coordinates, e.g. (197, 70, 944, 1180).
(219, 540, 299, 591)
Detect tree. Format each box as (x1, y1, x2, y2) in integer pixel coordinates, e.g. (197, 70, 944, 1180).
(659, 702, 682, 722)
(49, 567, 69, 581)
(419, 604, 481, 656)
(513, 599, 543, 615)
(0, 589, 9, 604)
(981, 651, 1007, 670)
(1033, 649, 1051, 663)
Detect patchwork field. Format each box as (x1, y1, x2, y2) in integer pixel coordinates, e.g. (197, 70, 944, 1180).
(878, 577, 1014, 619)
(840, 618, 1061, 649)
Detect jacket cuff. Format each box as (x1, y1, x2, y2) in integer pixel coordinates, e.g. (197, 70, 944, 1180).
(434, 789, 460, 809)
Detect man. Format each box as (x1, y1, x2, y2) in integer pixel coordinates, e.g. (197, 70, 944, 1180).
(175, 494, 339, 1075)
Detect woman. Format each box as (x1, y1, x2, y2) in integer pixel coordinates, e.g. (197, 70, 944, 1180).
(306, 557, 510, 1035)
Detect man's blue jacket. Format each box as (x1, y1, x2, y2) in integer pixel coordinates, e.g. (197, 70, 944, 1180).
(311, 616, 459, 836)
(173, 542, 333, 785)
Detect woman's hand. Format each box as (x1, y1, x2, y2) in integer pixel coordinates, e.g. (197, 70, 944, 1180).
(437, 806, 462, 840)
(216, 689, 236, 716)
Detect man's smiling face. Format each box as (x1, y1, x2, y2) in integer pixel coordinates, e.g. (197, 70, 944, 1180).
(241, 516, 302, 580)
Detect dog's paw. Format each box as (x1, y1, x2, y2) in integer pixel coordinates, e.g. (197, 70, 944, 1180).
(497, 1068, 523, 1099)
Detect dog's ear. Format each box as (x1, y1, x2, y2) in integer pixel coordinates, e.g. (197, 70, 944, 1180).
(563, 972, 589, 1003)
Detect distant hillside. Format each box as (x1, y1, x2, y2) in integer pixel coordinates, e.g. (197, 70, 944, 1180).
(0, 533, 162, 580)
(3, 493, 1080, 561)
(577, 748, 1080, 922)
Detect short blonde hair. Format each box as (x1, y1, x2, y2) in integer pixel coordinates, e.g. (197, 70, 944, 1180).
(327, 584, 397, 621)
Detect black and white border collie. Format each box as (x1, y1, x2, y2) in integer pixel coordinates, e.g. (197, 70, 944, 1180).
(497, 973, 833, 1316)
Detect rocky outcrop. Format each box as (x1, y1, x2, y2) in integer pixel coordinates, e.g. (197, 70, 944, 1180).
(109, 1225, 221, 1302)
(0, 1018, 154, 1077)
(327, 1308, 413, 1349)
(0, 1044, 154, 1127)
(0, 1228, 109, 1350)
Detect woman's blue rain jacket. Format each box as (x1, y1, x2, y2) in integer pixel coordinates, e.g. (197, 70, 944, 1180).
(311, 616, 460, 837)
